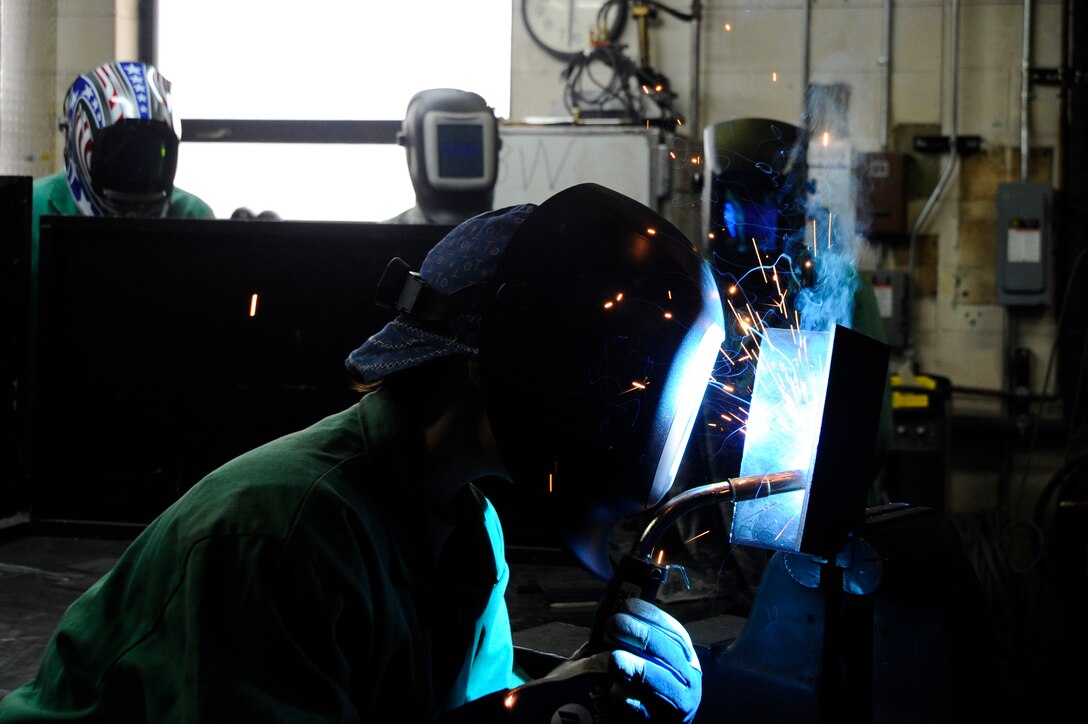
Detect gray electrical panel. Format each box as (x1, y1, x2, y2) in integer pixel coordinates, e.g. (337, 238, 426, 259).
(997, 181, 1053, 306)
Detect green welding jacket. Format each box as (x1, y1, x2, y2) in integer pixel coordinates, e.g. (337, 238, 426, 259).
(0, 390, 528, 722)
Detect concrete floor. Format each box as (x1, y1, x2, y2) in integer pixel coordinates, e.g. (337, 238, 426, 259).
(0, 517, 133, 698)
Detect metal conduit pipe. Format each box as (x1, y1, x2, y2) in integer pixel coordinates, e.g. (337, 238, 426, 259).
(690, 0, 702, 140)
(905, 0, 961, 367)
(880, 0, 894, 150)
(1021, 0, 1034, 181)
(802, 0, 812, 115)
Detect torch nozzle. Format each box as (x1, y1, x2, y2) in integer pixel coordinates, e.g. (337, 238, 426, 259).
(634, 470, 805, 558)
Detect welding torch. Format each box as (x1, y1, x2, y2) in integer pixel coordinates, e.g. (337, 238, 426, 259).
(588, 469, 805, 652)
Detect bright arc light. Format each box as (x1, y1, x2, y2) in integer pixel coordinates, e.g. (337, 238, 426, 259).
(650, 318, 726, 503)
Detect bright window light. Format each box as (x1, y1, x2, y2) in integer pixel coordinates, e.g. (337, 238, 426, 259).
(157, 1, 512, 221)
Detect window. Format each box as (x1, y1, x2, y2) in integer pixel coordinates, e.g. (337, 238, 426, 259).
(157, 1, 511, 221)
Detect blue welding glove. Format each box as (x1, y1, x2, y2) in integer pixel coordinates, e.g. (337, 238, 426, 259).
(501, 598, 701, 723)
(604, 597, 702, 723)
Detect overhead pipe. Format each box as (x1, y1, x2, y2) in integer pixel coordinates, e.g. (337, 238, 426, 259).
(1020, 0, 1034, 181)
(880, 0, 894, 150)
(802, 0, 812, 116)
(689, 0, 702, 139)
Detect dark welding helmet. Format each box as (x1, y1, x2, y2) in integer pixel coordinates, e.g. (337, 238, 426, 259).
(478, 184, 725, 578)
(398, 88, 499, 225)
(60, 61, 179, 217)
(700, 117, 807, 299)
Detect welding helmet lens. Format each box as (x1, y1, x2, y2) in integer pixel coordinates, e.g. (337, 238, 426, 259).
(479, 183, 725, 578)
(91, 119, 179, 215)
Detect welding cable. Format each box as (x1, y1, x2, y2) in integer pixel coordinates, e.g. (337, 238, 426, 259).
(1031, 451, 1088, 585)
(562, 44, 645, 120)
(597, 0, 627, 27)
(1012, 245, 1088, 519)
(952, 510, 1021, 655)
(1016, 452, 1088, 678)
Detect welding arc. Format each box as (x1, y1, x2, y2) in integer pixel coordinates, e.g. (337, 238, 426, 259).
(634, 471, 805, 557)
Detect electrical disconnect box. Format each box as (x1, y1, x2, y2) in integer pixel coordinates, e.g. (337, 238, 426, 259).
(856, 151, 907, 237)
(997, 181, 1053, 306)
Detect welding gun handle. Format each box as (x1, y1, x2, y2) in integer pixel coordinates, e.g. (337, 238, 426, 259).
(587, 554, 667, 653)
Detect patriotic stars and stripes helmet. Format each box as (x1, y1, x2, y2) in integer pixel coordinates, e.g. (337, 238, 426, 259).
(60, 61, 180, 217)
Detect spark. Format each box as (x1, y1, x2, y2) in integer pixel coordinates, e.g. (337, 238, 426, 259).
(752, 238, 768, 283)
(691, 156, 700, 165)
(249, 293, 259, 317)
(685, 530, 711, 544)
(667, 290, 673, 300)
(772, 71, 778, 82)
(708, 231, 716, 240)
(663, 311, 673, 319)
(677, 118, 684, 126)
(669, 150, 677, 159)
(603, 300, 614, 309)
(616, 292, 624, 301)
(505, 693, 517, 710)
(642, 84, 651, 94)
(745, 302, 763, 332)
(656, 549, 665, 565)
(774, 515, 797, 541)
(821, 131, 830, 147)
(723, 22, 732, 31)
(646, 227, 657, 235)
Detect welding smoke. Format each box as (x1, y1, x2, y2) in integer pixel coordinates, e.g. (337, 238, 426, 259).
(794, 216, 860, 333)
(796, 127, 861, 333)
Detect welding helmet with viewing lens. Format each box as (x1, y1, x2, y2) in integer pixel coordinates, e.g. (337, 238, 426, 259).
(61, 61, 179, 218)
(478, 184, 726, 579)
(398, 88, 499, 225)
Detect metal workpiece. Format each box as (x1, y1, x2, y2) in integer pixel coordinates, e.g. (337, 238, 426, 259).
(732, 324, 890, 557)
